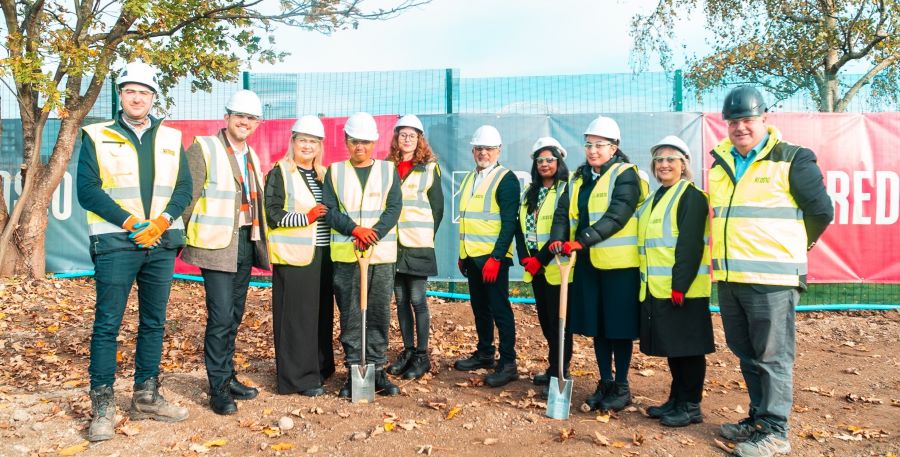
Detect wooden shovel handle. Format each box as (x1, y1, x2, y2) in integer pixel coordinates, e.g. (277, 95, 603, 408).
(554, 252, 576, 321)
(354, 248, 371, 312)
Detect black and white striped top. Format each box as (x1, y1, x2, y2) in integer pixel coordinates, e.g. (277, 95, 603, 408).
(279, 167, 331, 247)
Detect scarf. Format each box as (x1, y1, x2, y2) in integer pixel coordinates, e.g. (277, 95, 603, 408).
(221, 130, 261, 241)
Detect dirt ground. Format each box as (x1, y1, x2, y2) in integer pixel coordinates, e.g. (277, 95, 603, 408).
(0, 277, 897, 457)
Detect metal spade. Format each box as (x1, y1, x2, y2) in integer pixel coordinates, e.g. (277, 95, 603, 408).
(351, 247, 375, 403)
(546, 251, 576, 419)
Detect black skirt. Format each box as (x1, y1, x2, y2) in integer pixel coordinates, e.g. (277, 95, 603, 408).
(639, 295, 715, 358)
(568, 261, 640, 340)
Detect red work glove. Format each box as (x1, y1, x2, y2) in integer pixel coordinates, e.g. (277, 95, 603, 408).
(458, 259, 468, 277)
(351, 226, 379, 248)
(562, 241, 583, 256)
(306, 204, 328, 223)
(671, 290, 685, 306)
(131, 215, 171, 248)
(547, 240, 564, 254)
(482, 257, 501, 284)
(521, 257, 542, 276)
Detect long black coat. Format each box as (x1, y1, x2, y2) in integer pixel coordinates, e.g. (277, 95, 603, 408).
(639, 296, 714, 357)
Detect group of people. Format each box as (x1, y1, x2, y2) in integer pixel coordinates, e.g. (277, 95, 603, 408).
(78, 61, 833, 457)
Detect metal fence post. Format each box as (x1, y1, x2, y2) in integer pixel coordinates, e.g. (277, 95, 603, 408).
(111, 77, 119, 115)
(242, 71, 250, 90)
(445, 68, 454, 114)
(673, 69, 683, 112)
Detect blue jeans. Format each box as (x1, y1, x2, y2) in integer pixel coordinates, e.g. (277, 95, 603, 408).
(718, 282, 799, 436)
(89, 247, 177, 390)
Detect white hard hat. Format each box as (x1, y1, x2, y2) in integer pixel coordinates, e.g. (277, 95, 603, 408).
(395, 114, 424, 132)
(344, 112, 379, 141)
(651, 135, 691, 160)
(531, 137, 567, 159)
(470, 125, 502, 147)
(584, 116, 621, 142)
(225, 90, 263, 117)
(117, 61, 160, 94)
(292, 115, 325, 138)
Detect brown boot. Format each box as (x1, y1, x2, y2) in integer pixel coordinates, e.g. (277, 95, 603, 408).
(88, 386, 115, 442)
(130, 377, 188, 422)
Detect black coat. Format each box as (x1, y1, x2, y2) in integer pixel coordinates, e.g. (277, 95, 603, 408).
(640, 296, 714, 357)
(396, 162, 444, 277)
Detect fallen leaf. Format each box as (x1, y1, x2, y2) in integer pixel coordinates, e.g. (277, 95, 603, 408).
(447, 406, 461, 420)
(713, 439, 735, 452)
(47, 323, 60, 333)
(262, 426, 280, 437)
(203, 438, 227, 448)
(638, 369, 655, 377)
(306, 445, 319, 454)
(263, 408, 273, 415)
(800, 430, 829, 443)
(416, 445, 433, 455)
(482, 438, 498, 445)
(117, 424, 140, 436)
(58, 441, 89, 456)
(383, 422, 395, 432)
(270, 443, 294, 451)
(558, 427, 575, 442)
(611, 441, 628, 448)
(189, 443, 210, 453)
(462, 423, 474, 430)
(397, 420, 418, 431)
(592, 432, 610, 446)
(632, 432, 644, 446)
(595, 413, 610, 423)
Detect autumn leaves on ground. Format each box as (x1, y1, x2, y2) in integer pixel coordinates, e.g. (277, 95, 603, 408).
(0, 277, 897, 457)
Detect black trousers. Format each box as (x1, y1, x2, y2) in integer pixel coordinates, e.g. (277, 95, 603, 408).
(667, 355, 706, 403)
(465, 256, 516, 365)
(201, 228, 253, 391)
(532, 273, 573, 375)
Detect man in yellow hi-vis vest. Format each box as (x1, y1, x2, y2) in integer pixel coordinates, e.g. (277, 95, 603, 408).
(182, 90, 270, 415)
(711, 86, 833, 457)
(76, 61, 192, 442)
(455, 125, 522, 388)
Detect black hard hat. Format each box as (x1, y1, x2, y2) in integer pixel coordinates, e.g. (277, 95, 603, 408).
(722, 86, 767, 120)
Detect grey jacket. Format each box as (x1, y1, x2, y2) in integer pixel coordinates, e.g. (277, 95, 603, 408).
(181, 130, 270, 272)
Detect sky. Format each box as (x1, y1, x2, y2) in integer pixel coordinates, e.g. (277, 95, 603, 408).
(254, 0, 712, 77)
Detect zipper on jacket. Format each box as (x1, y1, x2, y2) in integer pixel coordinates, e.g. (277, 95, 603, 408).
(712, 153, 738, 283)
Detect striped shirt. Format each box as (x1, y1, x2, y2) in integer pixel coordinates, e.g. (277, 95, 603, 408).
(279, 167, 331, 246)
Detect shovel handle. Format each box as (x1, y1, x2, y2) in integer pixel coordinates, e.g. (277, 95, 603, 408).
(355, 248, 372, 312)
(554, 252, 576, 321)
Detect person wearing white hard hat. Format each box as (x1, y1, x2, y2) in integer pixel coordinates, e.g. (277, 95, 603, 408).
(264, 115, 335, 397)
(514, 137, 573, 398)
(322, 112, 403, 398)
(182, 89, 270, 415)
(455, 125, 522, 388)
(385, 115, 445, 380)
(547, 115, 648, 412)
(635, 136, 714, 427)
(77, 61, 192, 441)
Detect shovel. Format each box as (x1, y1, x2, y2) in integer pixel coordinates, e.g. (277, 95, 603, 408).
(546, 251, 576, 420)
(351, 247, 375, 403)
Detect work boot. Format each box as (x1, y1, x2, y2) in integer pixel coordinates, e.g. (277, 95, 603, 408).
(660, 401, 703, 427)
(88, 386, 115, 442)
(646, 397, 676, 418)
(598, 382, 632, 412)
(584, 379, 614, 411)
(375, 369, 400, 396)
(209, 381, 237, 415)
(228, 375, 258, 400)
(732, 431, 791, 457)
(300, 385, 325, 397)
(338, 377, 352, 398)
(720, 417, 757, 442)
(484, 363, 518, 387)
(387, 348, 414, 376)
(403, 351, 431, 380)
(533, 371, 550, 386)
(454, 352, 496, 371)
(130, 377, 188, 422)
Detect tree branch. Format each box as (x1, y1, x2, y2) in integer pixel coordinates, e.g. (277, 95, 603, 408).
(835, 52, 899, 111)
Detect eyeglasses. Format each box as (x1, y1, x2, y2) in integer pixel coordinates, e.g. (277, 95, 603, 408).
(349, 138, 374, 146)
(121, 88, 154, 98)
(398, 133, 418, 141)
(584, 141, 613, 150)
(229, 113, 261, 122)
(653, 156, 683, 163)
(535, 157, 558, 164)
(294, 136, 321, 145)
(473, 146, 499, 152)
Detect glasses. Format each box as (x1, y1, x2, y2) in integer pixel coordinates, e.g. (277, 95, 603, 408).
(294, 136, 321, 145)
(473, 146, 500, 152)
(535, 157, 558, 164)
(584, 141, 613, 150)
(653, 156, 683, 163)
(398, 133, 418, 141)
(121, 88, 154, 98)
(349, 138, 374, 146)
(229, 113, 261, 122)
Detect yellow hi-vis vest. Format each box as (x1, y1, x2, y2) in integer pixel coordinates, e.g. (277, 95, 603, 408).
(458, 166, 514, 259)
(568, 162, 647, 269)
(518, 181, 572, 285)
(329, 159, 398, 264)
(637, 179, 711, 301)
(186, 136, 264, 250)
(82, 121, 185, 236)
(397, 161, 439, 248)
(708, 126, 807, 287)
(267, 164, 323, 266)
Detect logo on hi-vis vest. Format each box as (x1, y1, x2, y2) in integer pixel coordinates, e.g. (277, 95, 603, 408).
(162, 148, 176, 156)
(754, 176, 770, 184)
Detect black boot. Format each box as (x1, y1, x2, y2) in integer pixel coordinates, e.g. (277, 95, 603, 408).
(338, 377, 352, 398)
(403, 351, 431, 380)
(660, 401, 703, 427)
(599, 382, 632, 412)
(88, 386, 115, 442)
(209, 381, 237, 415)
(585, 379, 614, 411)
(484, 363, 518, 387)
(228, 375, 258, 400)
(647, 397, 676, 418)
(454, 352, 496, 371)
(375, 369, 400, 396)
(387, 348, 414, 376)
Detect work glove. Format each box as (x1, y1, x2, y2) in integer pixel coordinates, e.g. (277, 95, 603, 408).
(306, 204, 328, 223)
(547, 240, 564, 254)
(562, 241, 583, 256)
(671, 290, 685, 306)
(521, 256, 542, 276)
(482, 257, 501, 284)
(122, 215, 148, 232)
(351, 226, 379, 248)
(458, 259, 468, 277)
(131, 214, 170, 248)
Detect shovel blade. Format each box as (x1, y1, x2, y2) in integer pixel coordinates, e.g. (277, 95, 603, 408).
(545, 376, 573, 420)
(350, 363, 375, 403)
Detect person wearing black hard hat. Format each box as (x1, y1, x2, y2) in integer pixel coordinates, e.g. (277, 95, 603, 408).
(709, 86, 833, 457)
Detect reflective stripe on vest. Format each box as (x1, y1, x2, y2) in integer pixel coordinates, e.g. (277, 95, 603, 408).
(267, 165, 318, 266)
(458, 166, 513, 259)
(518, 181, 571, 285)
(330, 160, 398, 264)
(637, 180, 711, 301)
(397, 161, 438, 248)
(82, 121, 185, 235)
(709, 126, 807, 286)
(568, 162, 646, 269)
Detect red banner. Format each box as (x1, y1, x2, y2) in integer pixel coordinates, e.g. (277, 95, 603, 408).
(703, 113, 900, 283)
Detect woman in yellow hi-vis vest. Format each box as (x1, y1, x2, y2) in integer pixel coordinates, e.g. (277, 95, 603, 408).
(385, 115, 444, 380)
(264, 115, 334, 397)
(548, 116, 647, 412)
(636, 136, 714, 428)
(514, 137, 572, 399)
